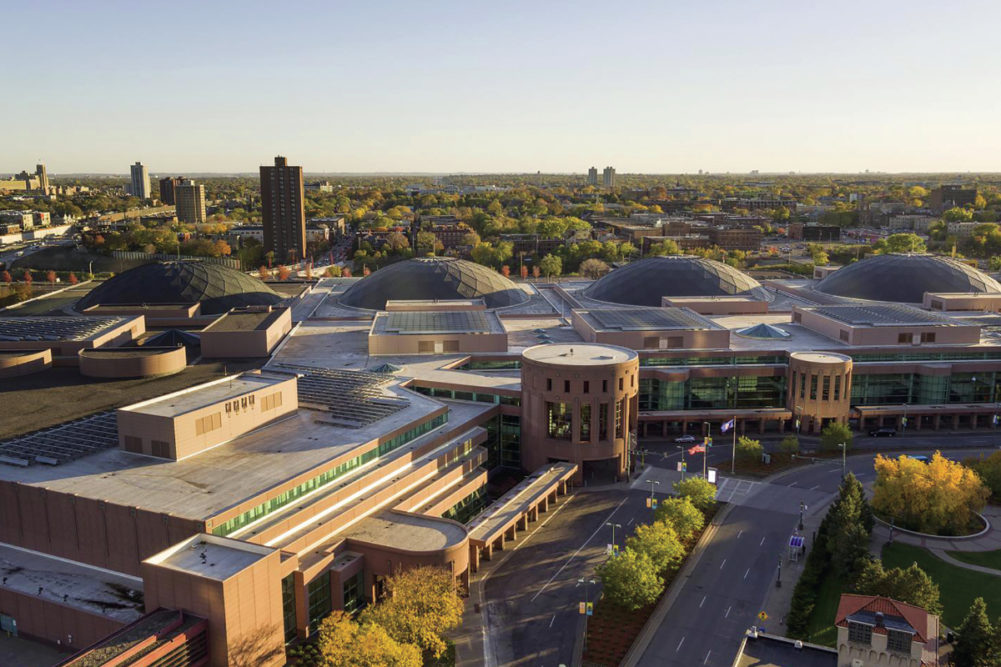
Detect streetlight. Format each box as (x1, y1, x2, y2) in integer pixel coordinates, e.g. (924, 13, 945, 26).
(578, 577, 595, 643)
(606, 522, 622, 547)
(798, 501, 806, 532)
(776, 556, 782, 588)
(646, 479, 660, 505)
(837, 442, 847, 478)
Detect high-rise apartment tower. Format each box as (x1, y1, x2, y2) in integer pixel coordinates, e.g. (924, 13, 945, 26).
(159, 177, 182, 206)
(587, 166, 598, 186)
(602, 166, 616, 188)
(130, 162, 151, 199)
(260, 156, 306, 261)
(175, 180, 206, 224)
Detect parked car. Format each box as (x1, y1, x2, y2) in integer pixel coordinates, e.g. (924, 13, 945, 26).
(906, 455, 930, 464)
(869, 427, 897, 437)
(674, 434, 697, 444)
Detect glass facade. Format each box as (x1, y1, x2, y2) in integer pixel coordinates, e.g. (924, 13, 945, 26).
(640, 376, 786, 412)
(851, 371, 1001, 405)
(442, 487, 488, 524)
(211, 413, 447, 536)
(307, 572, 331, 633)
(580, 404, 592, 442)
(642, 353, 785, 367)
(342, 571, 366, 616)
(412, 384, 520, 406)
(281, 574, 297, 643)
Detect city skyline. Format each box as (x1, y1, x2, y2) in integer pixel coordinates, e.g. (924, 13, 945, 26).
(4, 0, 1001, 174)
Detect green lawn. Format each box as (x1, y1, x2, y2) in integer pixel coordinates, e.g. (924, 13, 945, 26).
(882, 543, 1001, 628)
(947, 549, 1001, 572)
(805, 572, 843, 646)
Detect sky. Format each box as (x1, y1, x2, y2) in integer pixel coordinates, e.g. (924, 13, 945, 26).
(4, 0, 1001, 175)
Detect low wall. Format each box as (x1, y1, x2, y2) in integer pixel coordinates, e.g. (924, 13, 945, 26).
(0, 349, 52, 378)
(0, 586, 125, 652)
(79, 346, 186, 379)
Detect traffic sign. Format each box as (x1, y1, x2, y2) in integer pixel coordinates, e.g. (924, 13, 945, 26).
(651, 498, 658, 510)
(579, 602, 586, 615)
(758, 611, 769, 622)
(586, 602, 593, 616)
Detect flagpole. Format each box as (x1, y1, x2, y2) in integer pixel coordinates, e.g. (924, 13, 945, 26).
(731, 415, 737, 475)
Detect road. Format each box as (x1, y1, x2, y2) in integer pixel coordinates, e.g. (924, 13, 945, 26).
(632, 439, 995, 666)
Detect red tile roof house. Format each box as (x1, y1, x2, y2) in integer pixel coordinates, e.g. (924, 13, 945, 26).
(835, 594, 940, 667)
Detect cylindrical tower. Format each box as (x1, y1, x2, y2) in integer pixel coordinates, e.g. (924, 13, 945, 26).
(520, 343, 639, 482)
(787, 351, 853, 434)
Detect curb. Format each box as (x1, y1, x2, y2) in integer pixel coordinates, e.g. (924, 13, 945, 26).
(874, 512, 991, 540)
(618, 502, 736, 667)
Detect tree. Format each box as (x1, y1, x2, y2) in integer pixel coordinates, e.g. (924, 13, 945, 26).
(647, 240, 681, 256)
(820, 422, 852, 453)
(626, 520, 685, 574)
(317, 611, 422, 667)
(258, 265, 269, 280)
(384, 231, 410, 253)
(539, 253, 562, 279)
(532, 265, 540, 279)
(22, 270, 32, 285)
(778, 434, 799, 455)
(277, 265, 292, 280)
(1, 270, 11, 284)
(596, 547, 664, 610)
(943, 206, 975, 222)
(579, 258, 610, 279)
(46, 270, 57, 285)
(872, 452, 989, 534)
(735, 436, 763, 462)
(500, 264, 510, 277)
(954, 597, 994, 667)
(654, 497, 705, 543)
(360, 566, 463, 659)
(853, 560, 942, 615)
(673, 477, 716, 514)
(324, 264, 343, 277)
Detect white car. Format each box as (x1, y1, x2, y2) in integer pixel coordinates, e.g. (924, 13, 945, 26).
(674, 434, 697, 444)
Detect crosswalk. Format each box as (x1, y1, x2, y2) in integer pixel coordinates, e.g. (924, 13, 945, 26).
(714, 477, 759, 504)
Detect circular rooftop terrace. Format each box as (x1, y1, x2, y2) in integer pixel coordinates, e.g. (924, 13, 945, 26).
(338, 257, 529, 311)
(582, 256, 771, 307)
(522, 343, 637, 367)
(813, 253, 1001, 303)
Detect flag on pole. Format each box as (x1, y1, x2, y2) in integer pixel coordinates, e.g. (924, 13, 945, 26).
(721, 418, 735, 433)
(688, 444, 705, 456)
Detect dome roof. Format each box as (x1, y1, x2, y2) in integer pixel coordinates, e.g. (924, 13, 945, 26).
(813, 254, 1001, 303)
(338, 258, 528, 311)
(582, 256, 770, 307)
(75, 261, 284, 315)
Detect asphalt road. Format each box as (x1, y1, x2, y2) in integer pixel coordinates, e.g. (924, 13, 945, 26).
(633, 439, 995, 666)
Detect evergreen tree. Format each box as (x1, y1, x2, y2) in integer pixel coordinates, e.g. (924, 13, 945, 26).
(954, 597, 994, 667)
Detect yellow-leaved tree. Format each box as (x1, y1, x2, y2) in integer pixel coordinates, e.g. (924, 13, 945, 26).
(361, 565, 464, 659)
(316, 611, 421, 667)
(872, 452, 988, 535)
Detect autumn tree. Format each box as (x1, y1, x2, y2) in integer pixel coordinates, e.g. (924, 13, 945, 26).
(579, 258, 610, 279)
(1, 270, 11, 284)
(500, 264, 510, 277)
(820, 421, 852, 453)
(626, 520, 685, 574)
(853, 560, 942, 615)
(258, 265, 269, 280)
(953, 597, 994, 667)
(46, 270, 57, 285)
(519, 264, 529, 279)
(22, 270, 32, 284)
(277, 265, 292, 280)
(596, 547, 664, 610)
(654, 496, 705, 543)
(673, 476, 716, 514)
(735, 435, 763, 462)
(872, 452, 988, 534)
(317, 611, 421, 667)
(68, 272, 78, 285)
(361, 565, 463, 659)
(325, 265, 342, 277)
(779, 434, 799, 454)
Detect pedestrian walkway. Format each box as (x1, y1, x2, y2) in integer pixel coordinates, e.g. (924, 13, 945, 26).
(930, 549, 1001, 577)
(715, 477, 759, 504)
(869, 502, 1001, 553)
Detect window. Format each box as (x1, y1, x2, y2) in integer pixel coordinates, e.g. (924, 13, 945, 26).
(615, 399, 624, 439)
(580, 404, 591, 442)
(151, 440, 170, 458)
(834, 375, 842, 401)
(564, 380, 570, 393)
(931, 299, 943, 310)
(195, 412, 222, 435)
(799, 372, 805, 399)
(821, 376, 830, 401)
(443, 340, 460, 352)
(418, 341, 435, 353)
(809, 375, 818, 400)
(643, 336, 660, 349)
(887, 629, 912, 652)
(546, 378, 552, 391)
(342, 571, 366, 616)
(602, 380, 608, 392)
(898, 333, 911, 344)
(262, 392, 284, 412)
(847, 621, 872, 644)
(307, 572, 332, 632)
(546, 402, 572, 440)
(619, 377, 624, 391)
(667, 336, 683, 348)
(124, 435, 142, 453)
(921, 332, 936, 343)
(599, 403, 609, 440)
(282, 575, 297, 643)
(583, 381, 589, 394)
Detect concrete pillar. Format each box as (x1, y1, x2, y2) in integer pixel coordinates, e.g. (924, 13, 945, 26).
(518, 515, 528, 531)
(470, 547, 480, 572)
(681, 420, 688, 434)
(540, 497, 549, 513)
(953, 414, 960, 429)
(758, 418, 765, 434)
(779, 418, 786, 434)
(877, 416, 885, 427)
(934, 414, 941, 430)
(484, 544, 493, 561)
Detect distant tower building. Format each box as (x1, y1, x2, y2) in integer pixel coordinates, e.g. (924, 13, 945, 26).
(159, 177, 182, 205)
(175, 180, 206, 224)
(602, 166, 616, 188)
(35, 164, 49, 194)
(130, 162, 151, 199)
(260, 156, 306, 262)
(587, 166, 598, 186)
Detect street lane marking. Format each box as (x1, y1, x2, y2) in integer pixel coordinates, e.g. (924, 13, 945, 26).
(759, 537, 766, 546)
(744, 568, 750, 580)
(789, 481, 797, 487)
(725, 606, 731, 618)
(810, 485, 819, 490)
(700, 595, 706, 608)
(704, 650, 712, 664)
(529, 496, 628, 603)
(676, 636, 685, 652)
(627, 518, 634, 525)
(719, 559, 726, 570)
(549, 614, 556, 628)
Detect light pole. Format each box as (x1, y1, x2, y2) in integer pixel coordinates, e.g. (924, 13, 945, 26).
(798, 501, 805, 532)
(606, 522, 622, 549)
(678, 445, 687, 480)
(702, 421, 711, 478)
(838, 442, 847, 478)
(646, 479, 660, 503)
(776, 556, 782, 588)
(578, 577, 595, 643)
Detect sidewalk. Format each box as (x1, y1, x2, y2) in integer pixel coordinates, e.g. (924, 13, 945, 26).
(869, 504, 1001, 553)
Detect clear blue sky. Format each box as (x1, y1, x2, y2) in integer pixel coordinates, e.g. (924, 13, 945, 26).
(5, 0, 999, 174)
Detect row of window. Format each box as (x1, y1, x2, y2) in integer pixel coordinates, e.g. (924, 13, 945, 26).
(545, 400, 623, 442)
(641, 349, 1001, 367)
(194, 412, 222, 436)
(210, 412, 448, 536)
(847, 620, 912, 653)
(412, 384, 520, 406)
(261, 391, 283, 412)
(639, 376, 787, 412)
(793, 371, 848, 402)
(544, 376, 632, 394)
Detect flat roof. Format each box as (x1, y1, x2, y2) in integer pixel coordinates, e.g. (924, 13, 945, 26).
(581, 307, 722, 332)
(376, 310, 498, 335)
(789, 351, 852, 364)
(119, 371, 292, 418)
(0, 315, 136, 342)
(807, 304, 956, 327)
(201, 307, 286, 332)
(0, 388, 482, 521)
(734, 634, 836, 667)
(522, 342, 636, 366)
(345, 512, 466, 552)
(145, 534, 274, 581)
